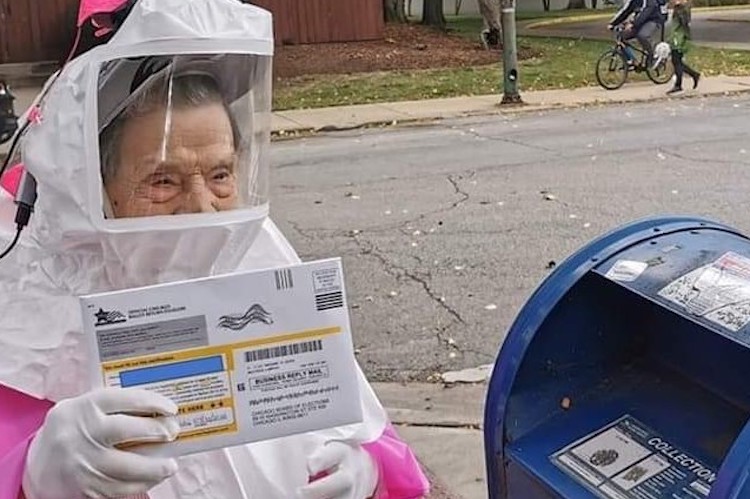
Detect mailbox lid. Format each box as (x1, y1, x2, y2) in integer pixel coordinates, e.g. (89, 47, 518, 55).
(594, 227, 750, 350)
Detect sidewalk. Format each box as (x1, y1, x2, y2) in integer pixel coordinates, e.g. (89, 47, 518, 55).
(272, 75, 750, 136)
(372, 381, 488, 499)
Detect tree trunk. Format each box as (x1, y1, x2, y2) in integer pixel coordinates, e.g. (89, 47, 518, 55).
(421, 0, 446, 29)
(567, 0, 587, 8)
(384, 0, 407, 23)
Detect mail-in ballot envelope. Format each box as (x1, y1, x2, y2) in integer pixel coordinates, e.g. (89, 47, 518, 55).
(79, 258, 362, 457)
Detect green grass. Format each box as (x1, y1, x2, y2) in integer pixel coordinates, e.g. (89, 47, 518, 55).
(272, 17, 750, 111)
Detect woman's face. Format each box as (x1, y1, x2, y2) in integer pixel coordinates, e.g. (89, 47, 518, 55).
(105, 102, 238, 218)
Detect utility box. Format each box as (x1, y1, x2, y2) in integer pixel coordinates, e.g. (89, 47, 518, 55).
(485, 217, 750, 499)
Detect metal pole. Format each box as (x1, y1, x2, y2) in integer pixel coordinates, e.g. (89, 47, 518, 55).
(500, 5, 522, 104)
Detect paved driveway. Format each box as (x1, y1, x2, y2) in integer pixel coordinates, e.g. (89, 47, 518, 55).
(522, 8, 750, 50)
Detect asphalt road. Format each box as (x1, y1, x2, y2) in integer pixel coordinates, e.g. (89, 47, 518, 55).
(270, 94, 750, 382)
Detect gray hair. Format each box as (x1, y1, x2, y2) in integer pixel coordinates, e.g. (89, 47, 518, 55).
(99, 73, 227, 185)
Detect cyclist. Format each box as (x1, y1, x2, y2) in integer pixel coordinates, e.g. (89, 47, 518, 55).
(608, 0, 666, 67)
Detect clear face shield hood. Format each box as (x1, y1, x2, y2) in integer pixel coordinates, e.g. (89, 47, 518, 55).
(16, 0, 275, 290)
(95, 53, 272, 287)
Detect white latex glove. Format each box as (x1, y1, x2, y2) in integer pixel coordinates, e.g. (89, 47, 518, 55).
(23, 388, 181, 499)
(297, 441, 379, 499)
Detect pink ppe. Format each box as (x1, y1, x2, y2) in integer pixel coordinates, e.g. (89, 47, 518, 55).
(0, 164, 23, 197)
(0, 385, 429, 499)
(362, 424, 431, 499)
(77, 0, 129, 26)
(0, 386, 51, 499)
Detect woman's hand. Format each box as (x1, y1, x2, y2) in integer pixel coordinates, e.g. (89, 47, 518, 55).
(23, 388, 180, 499)
(297, 441, 379, 499)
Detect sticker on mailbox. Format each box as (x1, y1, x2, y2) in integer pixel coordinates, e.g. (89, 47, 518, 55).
(552, 416, 717, 499)
(658, 252, 750, 333)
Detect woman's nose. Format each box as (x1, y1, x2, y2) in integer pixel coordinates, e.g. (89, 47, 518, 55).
(176, 175, 217, 214)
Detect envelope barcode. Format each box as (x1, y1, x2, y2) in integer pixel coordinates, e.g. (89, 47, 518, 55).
(316, 291, 343, 311)
(244, 339, 323, 362)
(275, 269, 294, 290)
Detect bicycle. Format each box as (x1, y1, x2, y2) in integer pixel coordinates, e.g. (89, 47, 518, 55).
(595, 25, 674, 90)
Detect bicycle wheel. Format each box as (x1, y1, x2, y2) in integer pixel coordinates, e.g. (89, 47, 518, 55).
(596, 48, 628, 90)
(647, 56, 674, 85)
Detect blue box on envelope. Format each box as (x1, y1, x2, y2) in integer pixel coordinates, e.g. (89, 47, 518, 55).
(484, 217, 750, 499)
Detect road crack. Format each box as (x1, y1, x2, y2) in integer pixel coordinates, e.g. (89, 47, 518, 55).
(353, 237, 466, 326)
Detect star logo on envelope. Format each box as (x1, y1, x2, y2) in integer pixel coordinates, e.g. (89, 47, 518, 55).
(94, 308, 127, 327)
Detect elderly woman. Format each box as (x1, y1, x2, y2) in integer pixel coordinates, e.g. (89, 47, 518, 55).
(0, 1, 429, 498)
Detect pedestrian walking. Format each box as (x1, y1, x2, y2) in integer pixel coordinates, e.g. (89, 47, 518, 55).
(667, 0, 700, 94)
(479, 0, 502, 49)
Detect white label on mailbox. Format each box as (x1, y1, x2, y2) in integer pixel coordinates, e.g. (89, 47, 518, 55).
(552, 416, 717, 499)
(606, 260, 648, 283)
(658, 252, 750, 332)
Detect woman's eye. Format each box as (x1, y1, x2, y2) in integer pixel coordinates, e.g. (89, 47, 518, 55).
(150, 175, 178, 187)
(212, 169, 232, 182)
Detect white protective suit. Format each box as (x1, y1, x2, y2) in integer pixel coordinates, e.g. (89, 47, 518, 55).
(0, 0, 390, 496)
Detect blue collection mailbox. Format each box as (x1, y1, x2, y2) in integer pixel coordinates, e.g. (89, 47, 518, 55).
(484, 217, 750, 499)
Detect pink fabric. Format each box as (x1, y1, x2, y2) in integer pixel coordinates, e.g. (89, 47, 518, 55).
(0, 385, 53, 499)
(362, 424, 430, 499)
(0, 164, 24, 197)
(77, 0, 129, 26)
